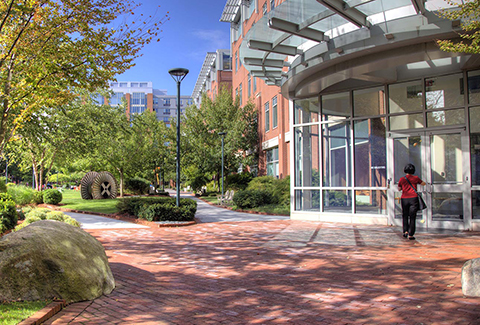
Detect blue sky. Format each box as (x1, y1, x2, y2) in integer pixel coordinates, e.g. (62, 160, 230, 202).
(117, 0, 231, 97)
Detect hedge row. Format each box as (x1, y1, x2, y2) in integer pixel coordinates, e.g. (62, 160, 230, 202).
(116, 197, 197, 222)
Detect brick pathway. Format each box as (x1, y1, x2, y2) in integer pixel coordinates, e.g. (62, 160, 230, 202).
(44, 220, 480, 324)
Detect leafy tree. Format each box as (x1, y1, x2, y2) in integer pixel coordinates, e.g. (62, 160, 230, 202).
(0, 0, 169, 152)
(437, 1, 480, 54)
(181, 87, 258, 189)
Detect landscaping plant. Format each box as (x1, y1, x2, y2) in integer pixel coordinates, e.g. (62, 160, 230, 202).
(0, 193, 17, 233)
(43, 189, 63, 205)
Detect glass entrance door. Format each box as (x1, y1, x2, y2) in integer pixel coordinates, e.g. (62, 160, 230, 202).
(388, 129, 470, 230)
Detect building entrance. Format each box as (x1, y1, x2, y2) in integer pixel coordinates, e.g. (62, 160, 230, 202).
(388, 129, 471, 230)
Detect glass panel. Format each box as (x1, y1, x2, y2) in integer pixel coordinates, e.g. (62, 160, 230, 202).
(295, 190, 320, 212)
(427, 109, 464, 127)
(432, 192, 463, 220)
(393, 136, 423, 183)
(354, 118, 387, 187)
(394, 191, 402, 219)
(322, 92, 350, 121)
(473, 191, 480, 219)
(353, 86, 385, 117)
(323, 121, 351, 187)
(355, 190, 387, 215)
(323, 190, 352, 213)
(431, 133, 462, 184)
(294, 98, 319, 124)
(425, 73, 463, 109)
(389, 114, 424, 130)
(471, 107, 480, 185)
(388, 80, 423, 114)
(294, 126, 320, 187)
(468, 70, 480, 105)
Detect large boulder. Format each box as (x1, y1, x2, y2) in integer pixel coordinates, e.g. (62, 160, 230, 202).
(0, 220, 115, 303)
(462, 258, 480, 297)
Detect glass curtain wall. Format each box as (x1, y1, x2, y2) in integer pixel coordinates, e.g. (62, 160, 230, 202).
(294, 88, 388, 215)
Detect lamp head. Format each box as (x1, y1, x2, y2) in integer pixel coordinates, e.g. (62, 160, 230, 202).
(168, 68, 189, 82)
(218, 132, 227, 136)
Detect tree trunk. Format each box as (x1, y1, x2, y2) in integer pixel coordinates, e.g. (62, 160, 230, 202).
(117, 168, 124, 197)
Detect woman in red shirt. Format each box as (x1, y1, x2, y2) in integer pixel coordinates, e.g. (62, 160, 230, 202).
(398, 164, 426, 240)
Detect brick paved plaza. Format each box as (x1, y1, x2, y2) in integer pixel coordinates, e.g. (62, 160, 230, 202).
(43, 212, 480, 325)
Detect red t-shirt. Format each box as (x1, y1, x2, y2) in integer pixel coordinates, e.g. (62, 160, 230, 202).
(398, 175, 423, 199)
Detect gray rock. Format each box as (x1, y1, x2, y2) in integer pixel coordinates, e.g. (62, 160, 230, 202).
(0, 220, 115, 303)
(462, 258, 480, 297)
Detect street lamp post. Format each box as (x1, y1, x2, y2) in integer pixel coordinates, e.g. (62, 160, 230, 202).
(168, 68, 189, 207)
(218, 132, 227, 200)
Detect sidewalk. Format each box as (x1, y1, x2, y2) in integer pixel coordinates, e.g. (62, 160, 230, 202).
(44, 198, 480, 324)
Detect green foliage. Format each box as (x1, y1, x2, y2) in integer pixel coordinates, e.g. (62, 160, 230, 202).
(43, 189, 63, 205)
(117, 197, 197, 222)
(14, 208, 80, 231)
(328, 191, 347, 206)
(6, 185, 34, 206)
(32, 191, 44, 204)
(0, 177, 7, 193)
(226, 172, 254, 191)
(125, 177, 151, 195)
(0, 193, 17, 233)
(437, 1, 480, 54)
(246, 176, 290, 206)
(233, 189, 273, 209)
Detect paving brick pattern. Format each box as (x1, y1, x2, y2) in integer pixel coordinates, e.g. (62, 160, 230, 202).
(44, 220, 480, 324)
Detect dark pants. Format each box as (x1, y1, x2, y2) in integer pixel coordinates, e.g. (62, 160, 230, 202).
(401, 197, 419, 236)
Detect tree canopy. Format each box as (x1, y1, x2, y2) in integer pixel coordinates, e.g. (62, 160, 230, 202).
(0, 0, 169, 151)
(437, 0, 480, 54)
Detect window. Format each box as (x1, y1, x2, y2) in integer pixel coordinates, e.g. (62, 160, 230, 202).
(140, 83, 148, 87)
(270, 0, 275, 10)
(91, 94, 104, 105)
(223, 53, 231, 70)
(164, 98, 171, 106)
(131, 82, 139, 87)
(248, 74, 251, 98)
(131, 92, 147, 114)
(272, 96, 278, 128)
(109, 92, 124, 106)
(163, 109, 170, 115)
(265, 101, 270, 132)
(266, 147, 279, 178)
(119, 82, 127, 87)
(239, 83, 243, 106)
(253, 76, 257, 92)
(262, 2, 267, 14)
(153, 98, 158, 105)
(235, 52, 238, 72)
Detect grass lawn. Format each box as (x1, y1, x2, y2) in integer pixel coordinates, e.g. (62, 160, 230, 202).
(0, 300, 51, 325)
(60, 190, 119, 214)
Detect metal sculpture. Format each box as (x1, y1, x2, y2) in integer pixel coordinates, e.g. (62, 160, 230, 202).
(80, 171, 118, 200)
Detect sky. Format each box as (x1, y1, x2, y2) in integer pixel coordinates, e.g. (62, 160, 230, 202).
(117, 0, 231, 97)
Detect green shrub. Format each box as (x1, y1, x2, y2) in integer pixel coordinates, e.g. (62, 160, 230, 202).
(117, 197, 197, 221)
(15, 208, 80, 231)
(0, 177, 7, 193)
(226, 172, 253, 191)
(43, 189, 63, 205)
(32, 191, 44, 204)
(272, 176, 290, 206)
(233, 189, 273, 209)
(7, 185, 35, 206)
(125, 177, 150, 195)
(0, 193, 17, 233)
(246, 176, 277, 192)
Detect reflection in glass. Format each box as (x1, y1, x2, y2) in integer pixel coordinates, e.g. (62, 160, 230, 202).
(353, 87, 385, 117)
(355, 190, 387, 214)
(295, 190, 320, 212)
(425, 73, 463, 109)
(427, 109, 464, 127)
(389, 80, 423, 113)
(354, 118, 386, 187)
(323, 190, 352, 213)
(468, 70, 480, 104)
(322, 92, 350, 121)
(294, 126, 320, 187)
(473, 191, 480, 219)
(393, 136, 423, 182)
(294, 97, 319, 124)
(432, 192, 463, 220)
(390, 114, 424, 130)
(431, 133, 462, 184)
(323, 122, 351, 187)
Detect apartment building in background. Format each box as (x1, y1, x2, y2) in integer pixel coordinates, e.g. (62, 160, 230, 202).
(192, 49, 233, 107)
(221, 0, 290, 179)
(220, 0, 480, 232)
(106, 81, 193, 126)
